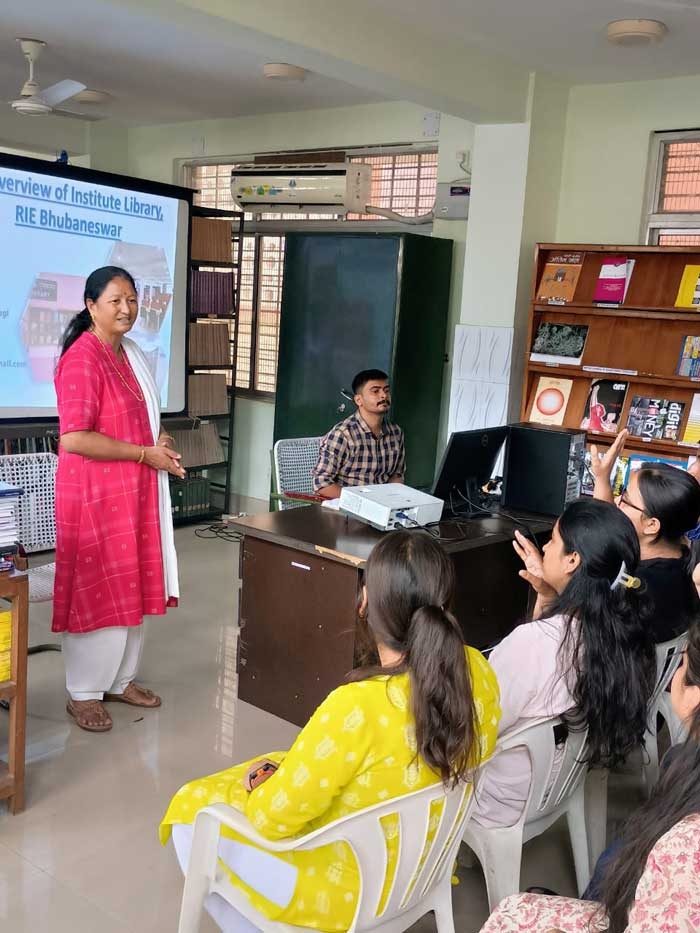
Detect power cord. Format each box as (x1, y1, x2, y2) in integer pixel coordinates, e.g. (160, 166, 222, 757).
(194, 522, 243, 543)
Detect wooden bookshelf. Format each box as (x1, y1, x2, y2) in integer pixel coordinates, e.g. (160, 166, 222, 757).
(522, 243, 700, 464)
(166, 206, 244, 524)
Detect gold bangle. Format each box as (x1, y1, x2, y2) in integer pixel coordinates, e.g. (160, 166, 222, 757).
(137, 447, 146, 464)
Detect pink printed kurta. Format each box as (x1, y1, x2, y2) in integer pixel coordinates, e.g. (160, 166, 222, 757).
(52, 330, 168, 634)
(478, 814, 700, 932)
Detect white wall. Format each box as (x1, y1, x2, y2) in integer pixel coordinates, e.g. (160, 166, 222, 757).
(556, 74, 700, 244)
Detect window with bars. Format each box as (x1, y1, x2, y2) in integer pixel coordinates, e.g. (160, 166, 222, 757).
(646, 132, 700, 244)
(185, 149, 438, 393)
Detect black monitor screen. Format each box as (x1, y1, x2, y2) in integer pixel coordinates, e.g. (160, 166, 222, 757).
(432, 427, 508, 509)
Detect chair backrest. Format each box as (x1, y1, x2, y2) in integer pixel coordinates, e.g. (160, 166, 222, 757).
(497, 715, 589, 825)
(648, 632, 688, 726)
(0, 453, 58, 553)
(293, 780, 474, 930)
(272, 437, 322, 510)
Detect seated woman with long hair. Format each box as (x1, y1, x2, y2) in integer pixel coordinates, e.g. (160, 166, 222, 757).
(472, 498, 656, 828)
(478, 621, 700, 932)
(590, 430, 700, 642)
(160, 531, 501, 932)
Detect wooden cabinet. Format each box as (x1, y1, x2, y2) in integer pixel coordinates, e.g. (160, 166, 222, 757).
(522, 243, 700, 461)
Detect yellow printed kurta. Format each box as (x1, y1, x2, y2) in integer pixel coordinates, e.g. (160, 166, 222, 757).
(160, 647, 500, 931)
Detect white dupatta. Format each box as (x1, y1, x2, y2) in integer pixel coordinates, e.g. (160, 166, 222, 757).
(123, 337, 180, 601)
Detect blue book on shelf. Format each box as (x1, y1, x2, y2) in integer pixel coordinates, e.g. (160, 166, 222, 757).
(0, 482, 23, 498)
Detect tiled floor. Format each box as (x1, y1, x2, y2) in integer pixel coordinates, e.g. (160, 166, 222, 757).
(0, 525, 647, 932)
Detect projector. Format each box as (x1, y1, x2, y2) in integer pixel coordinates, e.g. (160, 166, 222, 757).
(339, 483, 444, 532)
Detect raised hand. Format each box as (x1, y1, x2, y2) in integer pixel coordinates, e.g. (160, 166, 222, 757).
(513, 529, 558, 614)
(590, 429, 628, 481)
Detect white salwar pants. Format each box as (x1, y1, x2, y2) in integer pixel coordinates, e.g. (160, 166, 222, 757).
(63, 625, 145, 700)
(171, 824, 297, 933)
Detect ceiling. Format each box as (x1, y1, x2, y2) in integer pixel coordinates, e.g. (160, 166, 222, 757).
(0, 1, 385, 126)
(371, 0, 700, 84)
(1, 0, 700, 128)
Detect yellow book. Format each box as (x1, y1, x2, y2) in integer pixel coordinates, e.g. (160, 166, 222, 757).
(674, 265, 700, 308)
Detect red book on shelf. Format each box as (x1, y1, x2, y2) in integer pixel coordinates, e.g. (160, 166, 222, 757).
(593, 257, 632, 305)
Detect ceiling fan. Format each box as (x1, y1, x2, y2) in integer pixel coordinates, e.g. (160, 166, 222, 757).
(9, 38, 103, 121)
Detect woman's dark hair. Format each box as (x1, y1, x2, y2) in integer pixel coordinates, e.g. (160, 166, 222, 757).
(637, 462, 700, 545)
(598, 622, 700, 933)
(350, 531, 478, 787)
(545, 499, 656, 768)
(60, 266, 137, 357)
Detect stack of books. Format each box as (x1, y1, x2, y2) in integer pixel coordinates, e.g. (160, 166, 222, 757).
(0, 482, 22, 557)
(188, 321, 231, 366)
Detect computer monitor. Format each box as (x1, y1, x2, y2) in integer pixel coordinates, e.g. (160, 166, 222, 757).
(432, 426, 508, 514)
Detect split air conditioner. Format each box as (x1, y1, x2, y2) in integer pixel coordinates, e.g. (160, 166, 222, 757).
(230, 163, 371, 213)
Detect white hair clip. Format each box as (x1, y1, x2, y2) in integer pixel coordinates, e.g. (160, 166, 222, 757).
(611, 560, 641, 591)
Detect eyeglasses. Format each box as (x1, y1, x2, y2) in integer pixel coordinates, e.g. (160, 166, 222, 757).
(618, 488, 645, 514)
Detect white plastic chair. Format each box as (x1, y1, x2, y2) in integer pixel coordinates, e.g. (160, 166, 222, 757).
(463, 715, 591, 910)
(644, 632, 688, 794)
(271, 437, 322, 510)
(177, 780, 475, 933)
(0, 453, 57, 602)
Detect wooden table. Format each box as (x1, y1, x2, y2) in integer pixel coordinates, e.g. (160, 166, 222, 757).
(230, 507, 552, 726)
(0, 569, 28, 813)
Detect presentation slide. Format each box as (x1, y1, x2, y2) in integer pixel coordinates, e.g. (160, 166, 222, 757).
(0, 160, 189, 418)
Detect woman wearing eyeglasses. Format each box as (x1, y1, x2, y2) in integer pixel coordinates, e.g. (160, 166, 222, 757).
(589, 429, 700, 643)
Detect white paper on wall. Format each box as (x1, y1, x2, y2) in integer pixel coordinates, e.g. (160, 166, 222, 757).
(448, 380, 510, 436)
(452, 324, 513, 384)
(447, 324, 513, 437)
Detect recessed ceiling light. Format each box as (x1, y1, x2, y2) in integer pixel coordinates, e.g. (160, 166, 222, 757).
(263, 63, 308, 82)
(606, 19, 668, 46)
(70, 88, 112, 104)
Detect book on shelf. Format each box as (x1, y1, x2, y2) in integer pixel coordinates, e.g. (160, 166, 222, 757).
(674, 264, 700, 308)
(530, 322, 589, 366)
(676, 335, 700, 378)
(187, 373, 229, 417)
(190, 217, 233, 263)
(188, 321, 231, 366)
(580, 379, 628, 434)
(626, 396, 686, 442)
(682, 393, 700, 445)
(592, 257, 635, 307)
(536, 252, 584, 305)
(190, 268, 234, 317)
(624, 454, 686, 486)
(169, 423, 225, 468)
(528, 376, 573, 426)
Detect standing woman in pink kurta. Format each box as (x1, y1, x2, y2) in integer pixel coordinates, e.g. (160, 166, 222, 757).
(53, 266, 185, 733)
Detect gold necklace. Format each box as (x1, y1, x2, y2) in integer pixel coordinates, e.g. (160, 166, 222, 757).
(91, 331, 145, 402)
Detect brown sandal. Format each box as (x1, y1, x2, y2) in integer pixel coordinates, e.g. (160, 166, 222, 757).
(103, 681, 162, 708)
(67, 699, 113, 733)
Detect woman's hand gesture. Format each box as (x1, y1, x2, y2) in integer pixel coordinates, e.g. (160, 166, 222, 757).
(513, 529, 557, 612)
(589, 429, 628, 479)
(144, 445, 186, 478)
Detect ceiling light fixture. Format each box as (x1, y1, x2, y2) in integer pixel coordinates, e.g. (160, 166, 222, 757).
(606, 19, 668, 46)
(263, 63, 308, 82)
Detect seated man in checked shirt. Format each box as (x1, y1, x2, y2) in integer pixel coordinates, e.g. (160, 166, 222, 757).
(313, 369, 406, 499)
